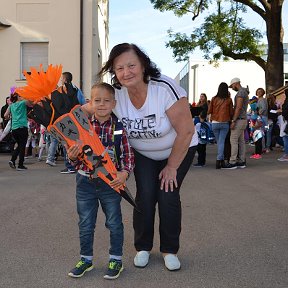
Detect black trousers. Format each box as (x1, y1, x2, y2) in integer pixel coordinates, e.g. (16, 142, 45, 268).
(133, 146, 196, 254)
(255, 138, 262, 155)
(11, 127, 28, 167)
(196, 143, 206, 165)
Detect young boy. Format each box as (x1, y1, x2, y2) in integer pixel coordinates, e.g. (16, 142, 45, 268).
(193, 111, 209, 167)
(67, 83, 134, 280)
(249, 96, 264, 159)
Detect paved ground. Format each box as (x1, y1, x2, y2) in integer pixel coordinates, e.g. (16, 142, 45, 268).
(0, 144, 287, 288)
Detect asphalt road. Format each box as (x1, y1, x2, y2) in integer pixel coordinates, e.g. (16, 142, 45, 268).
(0, 144, 287, 288)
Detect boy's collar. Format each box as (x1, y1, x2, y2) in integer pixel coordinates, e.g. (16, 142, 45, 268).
(91, 114, 113, 124)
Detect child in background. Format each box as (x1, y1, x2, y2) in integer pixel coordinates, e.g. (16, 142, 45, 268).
(38, 124, 47, 161)
(67, 83, 134, 280)
(249, 96, 264, 159)
(193, 111, 209, 167)
(25, 117, 40, 158)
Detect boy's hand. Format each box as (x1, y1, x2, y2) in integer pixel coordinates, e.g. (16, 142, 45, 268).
(66, 143, 80, 161)
(110, 171, 128, 189)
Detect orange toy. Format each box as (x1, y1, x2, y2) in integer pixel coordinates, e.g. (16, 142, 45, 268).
(48, 105, 125, 193)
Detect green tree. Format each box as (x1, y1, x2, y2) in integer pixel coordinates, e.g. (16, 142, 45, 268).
(150, 0, 285, 93)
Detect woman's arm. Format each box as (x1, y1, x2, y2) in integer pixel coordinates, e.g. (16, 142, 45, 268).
(159, 97, 194, 192)
(4, 106, 10, 119)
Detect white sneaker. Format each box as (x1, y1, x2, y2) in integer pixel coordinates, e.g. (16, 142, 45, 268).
(134, 251, 150, 268)
(46, 159, 56, 166)
(278, 155, 288, 161)
(163, 254, 181, 271)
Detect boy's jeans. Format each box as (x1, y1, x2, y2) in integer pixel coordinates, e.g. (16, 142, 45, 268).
(76, 174, 123, 257)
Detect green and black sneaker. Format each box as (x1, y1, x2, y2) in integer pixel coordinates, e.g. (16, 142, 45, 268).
(103, 259, 123, 280)
(68, 258, 94, 278)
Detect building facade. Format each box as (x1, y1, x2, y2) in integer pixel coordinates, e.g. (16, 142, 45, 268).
(0, 0, 109, 105)
(177, 44, 288, 104)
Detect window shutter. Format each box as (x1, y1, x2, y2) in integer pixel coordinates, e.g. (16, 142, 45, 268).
(21, 42, 48, 79)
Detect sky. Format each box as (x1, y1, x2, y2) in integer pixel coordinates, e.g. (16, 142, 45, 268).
(109, 0, 288, 79)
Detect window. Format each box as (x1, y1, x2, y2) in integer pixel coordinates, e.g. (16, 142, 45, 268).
(20, 42, 48, 79)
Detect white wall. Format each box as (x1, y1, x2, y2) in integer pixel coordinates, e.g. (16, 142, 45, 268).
(188, 60, 265, 103)
(0, 0, 109, 105)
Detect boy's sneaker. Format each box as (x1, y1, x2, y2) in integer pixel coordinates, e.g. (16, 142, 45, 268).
(68, 258, 94, 278)
(104, 259, 123, 280)
(60, 168, 76, 174)
(17, 165, 28, 171)
(9, 161, 16, 169)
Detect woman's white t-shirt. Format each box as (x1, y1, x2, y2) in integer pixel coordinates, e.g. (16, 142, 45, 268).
(113, 75, 196, 160)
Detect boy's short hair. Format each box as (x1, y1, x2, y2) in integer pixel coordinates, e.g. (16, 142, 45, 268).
(199, 110, 207, 120)
(91, 82, 115, 99)
(62, 72, 73, 83)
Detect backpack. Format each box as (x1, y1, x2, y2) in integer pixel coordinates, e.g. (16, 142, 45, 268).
(198, 122, 210, 144)
(197, 122, 216, 144)
(75, 87, 86, 105)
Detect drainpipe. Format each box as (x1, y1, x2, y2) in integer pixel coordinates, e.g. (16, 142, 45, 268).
(80, 0, 83, 90)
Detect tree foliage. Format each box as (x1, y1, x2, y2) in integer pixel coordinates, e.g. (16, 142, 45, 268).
(150, 0, 285, 92)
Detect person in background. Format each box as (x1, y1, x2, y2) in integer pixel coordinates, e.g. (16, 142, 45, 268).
(248, 96, 264, 159)
(266, 94, 280, 152)
(59, 72, 84, 174)
(4, 92, 30, 170)
(25, 117, 40, 158)
(45, 134, 58, 167)
(197, 93, 209, 116)
(38, 124, 47, 161)
(1, 96, 10, 129)
(223, 77, 249, 169)
(193, 111, 208, 167)
(67, 83, 134, 280)
(255, 88, 268, 152)
(278, 90, 288, 161)
(97, 43, 195, 271)
(208, 82, 233, 169)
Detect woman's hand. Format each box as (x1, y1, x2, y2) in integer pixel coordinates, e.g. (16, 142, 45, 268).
(159, 165, 178, 192)
(230, 121, 236, 130)
(110, 171, 128, 189)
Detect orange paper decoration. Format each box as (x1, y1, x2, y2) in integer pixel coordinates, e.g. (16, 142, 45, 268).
(16, 64, 62, 102)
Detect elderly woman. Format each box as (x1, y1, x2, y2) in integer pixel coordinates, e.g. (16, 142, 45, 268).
(98, 43, 196, 271)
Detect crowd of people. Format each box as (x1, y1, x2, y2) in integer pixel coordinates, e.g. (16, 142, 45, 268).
(0, 72, 87, 173)
(0, 43, 287, 282)
(191, 78, 288, 168)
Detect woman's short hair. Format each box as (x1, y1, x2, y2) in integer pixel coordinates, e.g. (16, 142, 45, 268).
(98, 43, 161, 88)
